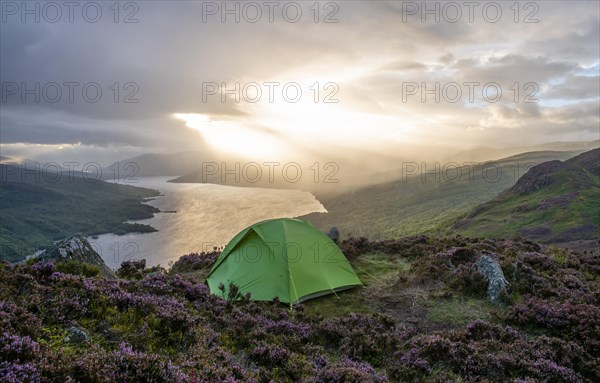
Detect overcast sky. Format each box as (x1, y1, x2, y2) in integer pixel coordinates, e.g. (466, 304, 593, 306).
(1, 1, 599, 165)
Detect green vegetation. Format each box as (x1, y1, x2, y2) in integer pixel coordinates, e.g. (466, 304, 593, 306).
(455, 151, 600, 242)
(302, 253, 410, 317)
(302, 248, 500, 333)
(55, 260, 101, 278)
(304, 150, 599, 247)
(302, 288, 371, 317)
(0, 164, 160, 262)
(303, 151, 581, 240)
(426, 297, 494, 326)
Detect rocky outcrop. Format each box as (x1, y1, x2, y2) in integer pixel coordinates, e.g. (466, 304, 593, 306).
(506, 154, 595, 197)
(509, 160, 572, 195)
(566, 147, 600, 176)
(475, 255, 509, 305)
(35, 234, 117, 279)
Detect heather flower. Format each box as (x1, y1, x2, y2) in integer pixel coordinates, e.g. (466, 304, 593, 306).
(0, 333, 40, 361)
(0, 361, 41, 383)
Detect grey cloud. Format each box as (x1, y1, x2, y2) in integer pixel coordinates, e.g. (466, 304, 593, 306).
(0, 105, 205, 149)
(452, 55, 578, 85)
(543, 75, 600, 100)
(544, 101, 600, 126)
(0, 0, 598, 159)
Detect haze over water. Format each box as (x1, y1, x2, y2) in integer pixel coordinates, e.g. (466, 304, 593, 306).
(89, 177, 326, 269)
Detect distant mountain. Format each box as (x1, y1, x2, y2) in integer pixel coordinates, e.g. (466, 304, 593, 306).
(168, 162, 303, 189)
(0, 156, 40, 169)
(3, 152, 216, 180)
(102, 151, 220, 178)
(446, 140, 599, 164)
(0, 164, 160, 262)
(301, 150, 591, 239)
(454, 149, 600, 243)
(167, 147, 412, 191)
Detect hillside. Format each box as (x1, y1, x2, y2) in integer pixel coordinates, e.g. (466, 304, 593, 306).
(302, 150, 585, 239)
(0, 164, 160, 262)
(454, 149, 600, 243)
(1, 236, 597, 382)
(567, 148, 600, 176)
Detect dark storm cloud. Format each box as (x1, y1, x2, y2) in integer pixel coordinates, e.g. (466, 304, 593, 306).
(0, 105, 205, 148)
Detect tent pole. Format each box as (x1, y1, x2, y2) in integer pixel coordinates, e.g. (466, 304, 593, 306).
(289, 274, 300, 309)
(332, 288, 341, 300)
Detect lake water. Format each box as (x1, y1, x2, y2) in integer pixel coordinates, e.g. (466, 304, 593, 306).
(87, 177, 326, 269)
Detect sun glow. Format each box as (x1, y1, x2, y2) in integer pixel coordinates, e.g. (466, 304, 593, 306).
(174, 113, 286, 158)
(174, 67, 422, 158)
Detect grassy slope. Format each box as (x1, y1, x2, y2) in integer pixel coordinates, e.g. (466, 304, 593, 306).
(302, 252, 495, 329)
(303, 151, 582, 240)
(454, 161, 600, 242)
(0, 165, 160, 262)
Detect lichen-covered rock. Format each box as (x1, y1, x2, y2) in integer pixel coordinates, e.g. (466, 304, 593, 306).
(35, 234, 117, 279)
(64, 325, 90, 344)
(475, 255, 510, 304)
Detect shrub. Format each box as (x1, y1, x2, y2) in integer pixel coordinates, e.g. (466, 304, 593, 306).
(117, 259, 146, 279)
(169, 252, 219, 274)
(55, 260, 100, 278)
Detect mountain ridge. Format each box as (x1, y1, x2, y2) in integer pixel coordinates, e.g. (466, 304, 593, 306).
(454, 148, 600, 243)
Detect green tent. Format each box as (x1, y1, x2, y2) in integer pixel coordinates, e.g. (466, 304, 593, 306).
(206, 218, 362, 305)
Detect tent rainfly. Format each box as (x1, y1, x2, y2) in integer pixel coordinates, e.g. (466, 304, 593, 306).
(206, 218, 362, 305)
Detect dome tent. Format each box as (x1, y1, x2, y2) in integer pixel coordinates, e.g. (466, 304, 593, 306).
(206, 218, 362, 305)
